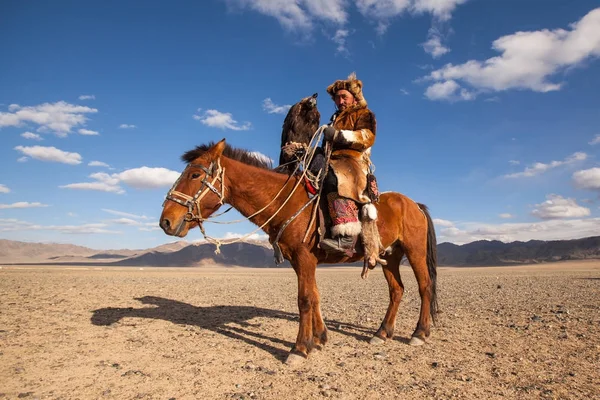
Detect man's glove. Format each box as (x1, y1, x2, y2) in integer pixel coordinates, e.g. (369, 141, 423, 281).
(281, 142, 306, 158)
(323, 126, 337, 142)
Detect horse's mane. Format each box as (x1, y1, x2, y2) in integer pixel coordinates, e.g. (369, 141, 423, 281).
(182, 142, 277, 171)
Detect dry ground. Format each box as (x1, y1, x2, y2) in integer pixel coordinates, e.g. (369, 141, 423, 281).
(1, 261, 599, 399)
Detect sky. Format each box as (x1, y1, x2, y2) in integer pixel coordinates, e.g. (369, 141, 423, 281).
(1, 0, 600, 250)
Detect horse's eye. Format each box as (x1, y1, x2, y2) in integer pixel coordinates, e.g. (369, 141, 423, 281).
(191, 173, 201, 179)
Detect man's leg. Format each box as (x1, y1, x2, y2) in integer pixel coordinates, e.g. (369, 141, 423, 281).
(319, 190, 360, 255)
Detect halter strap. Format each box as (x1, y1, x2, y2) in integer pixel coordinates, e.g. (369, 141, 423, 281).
(163, 160, 225, 223)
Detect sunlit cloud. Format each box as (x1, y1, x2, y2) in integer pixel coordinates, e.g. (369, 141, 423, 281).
(14, 145, 83, 165)
(0, 101, 98, 136)
(423, 8, 600, 100)
(0, 202, 49, 209)
(504, 152, 587, 178)
(193, 109, 251, 131)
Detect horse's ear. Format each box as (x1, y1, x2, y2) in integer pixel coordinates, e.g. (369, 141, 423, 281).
(211, 139, 226, 159)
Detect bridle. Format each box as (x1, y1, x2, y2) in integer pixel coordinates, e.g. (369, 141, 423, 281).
(163, 159, 225, 223)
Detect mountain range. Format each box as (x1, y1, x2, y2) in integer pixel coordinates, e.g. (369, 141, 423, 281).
(1, 236, 599, 267)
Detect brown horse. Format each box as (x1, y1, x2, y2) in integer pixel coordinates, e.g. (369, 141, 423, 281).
(159, 139, 438, 365)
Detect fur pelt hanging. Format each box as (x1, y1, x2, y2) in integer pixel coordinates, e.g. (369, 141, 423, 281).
(360, 204, 387, 279)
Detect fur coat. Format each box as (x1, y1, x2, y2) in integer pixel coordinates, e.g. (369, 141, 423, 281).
(329, 104, 376, 204)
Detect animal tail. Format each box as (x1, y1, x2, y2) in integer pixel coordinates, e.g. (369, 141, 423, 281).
(417, 203, 439, 323)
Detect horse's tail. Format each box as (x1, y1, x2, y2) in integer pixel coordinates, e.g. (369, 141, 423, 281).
(417, 203, 439, 323)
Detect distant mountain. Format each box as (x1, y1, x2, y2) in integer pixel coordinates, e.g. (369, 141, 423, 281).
(110, 241, 284, 267)
(1, 236, 599, 267)
(0, 239, 185, 263)
(0, 239, 96, 262)
(437, 236, 600, 266)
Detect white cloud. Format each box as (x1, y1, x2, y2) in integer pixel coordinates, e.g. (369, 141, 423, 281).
(226, 0, 347, 31)
(67, 212, 77, 217)
(0, 101, 98, 136)
(193, 109, 251, 131)
(61, 171, 123, 194)
(498, 213, 514, 219)
(573, 167, 600, 191)
(424, 8, 600, 100)
(422, 27, 450, 58)
(531, 194, 590, 220)
(17, 157, 28, 163)
(61, 167, 179, 194)
(14, 145, 82, 165)
(425, 79, 459, 100)
(21, 131, 43, 141)
(78, 128, 99, 135)
(0, 184, 10, 193)
(424, 80, 475, 101)
(508, 160, 520, 165)
(355, 0, 467, 26)
(589, 134, 600, 145)
(0, 202, 49, 209)
(139, 226, 161, 232)
(60, 181, 125, 194)
(0, 220, 120, 234)
(222, 231, 269, 241)
(331, 29, 350, 55)
(78, 95, 95, 100)
(226, 0, 467, 52)
(116, 167, 180, 189)
(400, 88, 410, 95)
(107, 218, 142, 226)
(433, 218, 454, 227)
(484, 96, 501, 103)
(262, 98, 291, 114)
(119, 124, 137, 129)
(102, 208, 149, 220)
(438, 217, 600, 244)
(88, 160, 109, 167)
(504, 152, 587, 178)
(412, 0, 468, 21)
(138, 222, 160, 232)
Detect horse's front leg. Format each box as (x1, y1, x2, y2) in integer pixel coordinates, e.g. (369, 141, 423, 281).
(287, 248, 325, 365)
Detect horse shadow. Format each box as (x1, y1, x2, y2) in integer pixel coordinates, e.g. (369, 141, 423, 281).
(91, 296, 374, 362)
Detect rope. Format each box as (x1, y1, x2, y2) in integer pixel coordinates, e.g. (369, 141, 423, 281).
(197, 126, 327, 253)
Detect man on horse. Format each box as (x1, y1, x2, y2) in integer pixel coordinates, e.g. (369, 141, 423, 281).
(316, 72, 378, 254)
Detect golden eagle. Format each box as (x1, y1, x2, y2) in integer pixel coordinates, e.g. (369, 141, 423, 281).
(277, 93, 320, 174)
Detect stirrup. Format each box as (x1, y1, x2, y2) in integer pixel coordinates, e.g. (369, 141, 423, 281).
(319, 235, 355, 255)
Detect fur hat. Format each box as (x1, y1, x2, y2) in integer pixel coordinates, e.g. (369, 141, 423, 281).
(326, 72, 367, 108)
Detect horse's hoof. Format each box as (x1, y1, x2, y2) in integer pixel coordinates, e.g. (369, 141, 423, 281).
(285, 353, 306, 366)
(409, 336, 426, 346)
(369, 336, 385, 345)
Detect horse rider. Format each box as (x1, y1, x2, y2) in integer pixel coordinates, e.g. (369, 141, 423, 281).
(310, 72, 378, 254)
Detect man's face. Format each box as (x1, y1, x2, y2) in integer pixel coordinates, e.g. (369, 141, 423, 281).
(334, 89, 357, 111)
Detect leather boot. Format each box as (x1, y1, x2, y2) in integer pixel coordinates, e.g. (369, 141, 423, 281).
(319, 235, 356, 255)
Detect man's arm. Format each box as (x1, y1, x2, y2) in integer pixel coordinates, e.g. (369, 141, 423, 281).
(335, 110, 376, 151)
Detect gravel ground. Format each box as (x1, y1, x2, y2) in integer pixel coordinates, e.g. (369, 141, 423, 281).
(1, 261, 598, 399)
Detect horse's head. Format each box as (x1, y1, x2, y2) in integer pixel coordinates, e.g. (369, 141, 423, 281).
(160, 139, 227, 237)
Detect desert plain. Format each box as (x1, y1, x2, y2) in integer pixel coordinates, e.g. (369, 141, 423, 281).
(1, 261, 598, 399)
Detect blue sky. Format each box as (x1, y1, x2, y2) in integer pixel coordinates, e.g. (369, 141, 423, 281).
(1, 0, 600, 250)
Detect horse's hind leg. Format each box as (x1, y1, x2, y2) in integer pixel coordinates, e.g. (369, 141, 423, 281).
(371, 245, 405, 345)
(405, 243, 434, 345)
